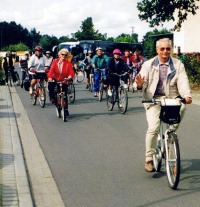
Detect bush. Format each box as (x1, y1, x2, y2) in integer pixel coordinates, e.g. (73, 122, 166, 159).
(180, 54, 200, 87)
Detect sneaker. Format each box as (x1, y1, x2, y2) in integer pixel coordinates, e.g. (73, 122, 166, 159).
(107, 89, 112, 96)
(94, 92, 98, 97)
(29, 87, 33, 94)
(124, 84, 128, 89)
(86, 84, 89, 89)
(144, 160, 155, 172)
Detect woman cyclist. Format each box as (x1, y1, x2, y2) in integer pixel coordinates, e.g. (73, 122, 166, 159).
(47, 48, 75, 104)
(105, 49, 129, 96)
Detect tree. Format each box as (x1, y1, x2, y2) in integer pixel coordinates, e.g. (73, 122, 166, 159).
(39, 35, 59, 51)
(142, 28, 171, 58)
(28, 28, 41, 50)
(74, 17, 101, 40)
(137, 0, 199, 30)
(115, 33, 138, 43)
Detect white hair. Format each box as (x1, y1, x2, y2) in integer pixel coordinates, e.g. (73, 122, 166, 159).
(156, 38, 172, 48)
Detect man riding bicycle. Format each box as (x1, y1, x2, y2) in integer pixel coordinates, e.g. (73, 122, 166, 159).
(136, 38, 192, 172)
(28, 46, 50, 94)
(105, 49, 129, 96)
(92, 47, 109, 97)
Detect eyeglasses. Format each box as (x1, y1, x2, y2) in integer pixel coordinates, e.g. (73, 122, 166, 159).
(159, 47, 171, 51)
(61, 54, 68, 56)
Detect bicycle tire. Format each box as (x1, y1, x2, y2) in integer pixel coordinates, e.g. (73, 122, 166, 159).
(9, 75, 12, 87)
(118, 87, 128, 114)
(77, 71, 85, 83)
(73, 74, 78, 83)
(31, 93, 37, 105)
(38, 86, 46, 108)
(98, 82, 103, 102)
(68, 83, 75, 103)
(165, 132, 180, 190)
(56, 106, 61, 118)
(106, 90, 114, 111)
(90, 76, 94, 92)
(153, 135, 162, 172)
(61, 94, 69, 122)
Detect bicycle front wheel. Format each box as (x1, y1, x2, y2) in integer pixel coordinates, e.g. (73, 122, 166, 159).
(118, 87, 128, 114)
(90, 76, 94, 92)
(38, 86, 46, 108)
(106, 90, 114, 111)
(165, 132, 180, 190)
(31, 93, 37, 105)
(76, 71, 85, 83)
(98, 82, 103, 102)
(68, 83, 75, 103)
(61, 94, 68, 122)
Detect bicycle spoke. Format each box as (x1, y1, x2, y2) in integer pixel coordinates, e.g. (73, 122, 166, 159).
(118, 87, 128, 114)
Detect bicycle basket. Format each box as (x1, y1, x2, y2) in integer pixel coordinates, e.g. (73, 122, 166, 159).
(24, 80, 30, 91)
(159, 99, 181, 124)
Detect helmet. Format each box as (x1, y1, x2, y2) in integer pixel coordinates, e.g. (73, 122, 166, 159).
(88, 50, 92, 54)
(113, 49, 121, 54)
(96, 47, 103, 51)
(25, 52, 29, 55)
(34, 46, 43, 51)
(46, 51, 51, 54)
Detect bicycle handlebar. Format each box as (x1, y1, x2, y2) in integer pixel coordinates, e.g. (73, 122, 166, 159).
(112, 72, 128, 76)
(142, 97, 186, 104)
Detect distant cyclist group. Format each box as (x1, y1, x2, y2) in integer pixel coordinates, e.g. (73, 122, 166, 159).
(2, 38, 193, 189)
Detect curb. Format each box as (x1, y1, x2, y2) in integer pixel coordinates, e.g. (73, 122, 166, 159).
(10, 86, 65, 207)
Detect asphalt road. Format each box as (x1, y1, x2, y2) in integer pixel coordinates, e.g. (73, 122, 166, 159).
(15, 66, 200, 207)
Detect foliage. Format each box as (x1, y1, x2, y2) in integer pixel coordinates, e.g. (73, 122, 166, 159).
(142, 28, 171, 59)
(115, 33, 138, 43)
(2, 42, 29, 51)
(137, 0, 199, 30)
(180, 54, 200, 86)
(74, 17, 106, 40)
(39, 35, 59, 51)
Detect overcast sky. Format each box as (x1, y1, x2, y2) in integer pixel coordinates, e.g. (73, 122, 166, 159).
(0, 0, 174, 41)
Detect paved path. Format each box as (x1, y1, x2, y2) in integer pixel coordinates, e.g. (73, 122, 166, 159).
(0, 84, 199, 207)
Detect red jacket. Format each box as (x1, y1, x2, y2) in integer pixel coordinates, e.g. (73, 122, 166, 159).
(48, 58, 75, 82)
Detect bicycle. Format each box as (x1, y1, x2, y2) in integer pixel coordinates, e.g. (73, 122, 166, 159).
(73, 61, 85, 83)
(128, 66, 137, 93)
(54, 79, 70, 122)
(142, 97, 185, 189)
(68, 79, 75, 103)
(7, 69, 20, 87)
(106, 72, 128, 114)
(96, 68, 106, 102)
(31, 72, 46, 108)
(88, 73, 94, 92)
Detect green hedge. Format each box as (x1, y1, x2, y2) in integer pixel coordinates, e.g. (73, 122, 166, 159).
(180, 55, 200, 87)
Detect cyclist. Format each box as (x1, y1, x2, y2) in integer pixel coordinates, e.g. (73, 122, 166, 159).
(47, 48, 75, 104)
(121, 49, 134, 88)
(2, 52, 17, 85)
(92, 47, 109, 97)
(84, 50, 93, 89)
(136, 38, 192, 172)
(105, 49, 129, 96)
(28, 46, 50, 95)
(45, 51, 54, 66)
(19, 52, 29, 88)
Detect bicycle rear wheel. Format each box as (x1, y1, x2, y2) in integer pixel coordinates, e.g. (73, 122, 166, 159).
(68, 83, 75, 103)
(77, 71, 85, 83)
(38, 86, 46, 108)
(165, 132, 180, 190)
(118, 87, 128, 114)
